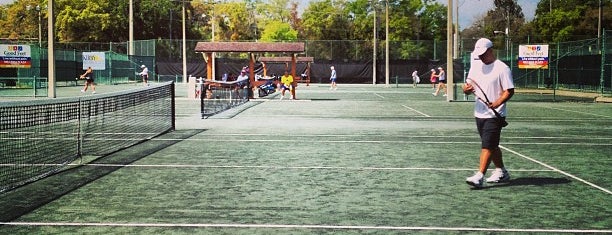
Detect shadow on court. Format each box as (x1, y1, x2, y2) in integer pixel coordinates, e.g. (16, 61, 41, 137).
(479, 177, 572, 190)
(0, 129, 204, 223)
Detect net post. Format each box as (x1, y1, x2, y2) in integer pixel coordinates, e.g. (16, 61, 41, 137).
(200, 82, 205, 119)
(171, 81, 176, 131)
(77, 97, 83, 163)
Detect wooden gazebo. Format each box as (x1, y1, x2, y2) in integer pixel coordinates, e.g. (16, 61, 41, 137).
(259, 56, 314, 86)
(194, 42, 305, 87)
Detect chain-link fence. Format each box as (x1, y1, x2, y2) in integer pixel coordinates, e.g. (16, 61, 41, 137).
(2, 34, 611, 97)
(0, 40, 155, 97)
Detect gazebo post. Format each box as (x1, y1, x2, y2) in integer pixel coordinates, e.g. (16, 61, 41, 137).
(205, 53, 213, 81)
(249, 53, 256, 98)
(291, 54, 297, 99)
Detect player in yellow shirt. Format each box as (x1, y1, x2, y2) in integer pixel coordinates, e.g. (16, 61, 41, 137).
(279, 70, 293, 100)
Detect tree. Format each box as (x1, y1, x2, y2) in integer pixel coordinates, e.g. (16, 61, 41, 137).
(256, 0, 292, 23)
(0, 0, 46, 41)
(386, 0, 422, 41)
(55, 0, 113, 42)
(344, 0, 374, 41)
(301, 0, 351, 40)
(461, 0, 525, 47)
(417, 0, 447, 41)
(528, 0, 612, 42)
(259, 19, 297, 41)
(214, 2, 252, 41)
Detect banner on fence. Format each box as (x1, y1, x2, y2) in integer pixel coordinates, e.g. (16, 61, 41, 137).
(82, 52, 106, 70)
(518, 44, 549, 69)
(0, 44, 31, 68)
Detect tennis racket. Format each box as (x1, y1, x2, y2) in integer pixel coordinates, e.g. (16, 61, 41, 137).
(466, 78, 508, 127)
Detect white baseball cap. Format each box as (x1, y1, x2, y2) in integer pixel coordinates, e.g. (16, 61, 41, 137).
(141, 65, 146, 68)
(472, 38, 493, 56)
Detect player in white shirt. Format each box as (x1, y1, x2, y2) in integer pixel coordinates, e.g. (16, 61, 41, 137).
(139, 65, 149, 86)
(462, 38, 515, 188)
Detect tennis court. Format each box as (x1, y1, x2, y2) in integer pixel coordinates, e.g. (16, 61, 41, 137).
(0, 83, 610, 234)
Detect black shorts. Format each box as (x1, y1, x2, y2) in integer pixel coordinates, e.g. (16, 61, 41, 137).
(438, 80, 447, 84)
(85, 77, 94, 83)
(476, 118, 504, 149)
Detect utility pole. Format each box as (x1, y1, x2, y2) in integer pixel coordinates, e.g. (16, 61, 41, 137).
(385, 0, 389, 87)
(181, 0, 187, 83)
(373, 1, 377, 85)
(446, 0, 454, 101)
(47, 0, 56, 98)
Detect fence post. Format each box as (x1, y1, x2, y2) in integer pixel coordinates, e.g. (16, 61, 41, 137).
(601, 29, 606, 96)
(395, 76, 398, 88)
(554, 42, 560, 101)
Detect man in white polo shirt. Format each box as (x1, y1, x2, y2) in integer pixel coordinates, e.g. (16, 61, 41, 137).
(462, 38, 515, 188)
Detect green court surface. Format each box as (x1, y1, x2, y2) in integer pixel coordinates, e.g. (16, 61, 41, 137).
(1, 84, 610, 234)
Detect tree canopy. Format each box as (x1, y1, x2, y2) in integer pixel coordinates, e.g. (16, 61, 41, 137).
(461, 0, 612, 43)
(0, 0, 449, 43)
(0, 0, 610, 50)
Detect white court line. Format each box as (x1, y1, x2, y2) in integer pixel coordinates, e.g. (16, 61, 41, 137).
(0, 131, 158, 135)
(0, 222, 609, 233)
(500, 145, 612, 195)
(401, 104, 431, 117)
(547, 107, 612, 118)
(154, 138, 612, 146)
(502, 143, 612, 146)
(373, 93, 385, 99)
(46, 164, 550, 172)
(0, 163, 553, 173)
(267, 99, 312, 102)
(181, 133, 612, 140)
(175, 139, 480, 145)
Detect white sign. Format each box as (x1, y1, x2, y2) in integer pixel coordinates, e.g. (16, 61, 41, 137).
(518, 45, 549, 69)
(0, 44, 31, 68)
(82, 52, 106, 70)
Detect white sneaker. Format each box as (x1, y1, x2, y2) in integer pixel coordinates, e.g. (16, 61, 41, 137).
(466, 172, 484, 188)
(80, 89, 85, 93)
(486, 169, 510, 183)
(92, 91, 96, 94)
(443, 94, 447, 97)
(432, 93, 437, 96)
(280, 95, 284, 100)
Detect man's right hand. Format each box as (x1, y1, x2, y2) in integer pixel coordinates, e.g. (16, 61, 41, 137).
(462, 83, 474, 95)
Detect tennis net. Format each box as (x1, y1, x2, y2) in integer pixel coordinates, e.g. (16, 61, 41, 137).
(0, 82, 175, 193)
(200, 83, 250, 118)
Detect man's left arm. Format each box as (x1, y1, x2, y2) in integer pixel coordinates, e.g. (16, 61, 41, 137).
(490, 88, 514, 109)
(490, 66, 514, 109)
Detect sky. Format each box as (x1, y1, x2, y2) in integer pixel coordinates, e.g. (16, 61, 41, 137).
(437, 0, 537, 29)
